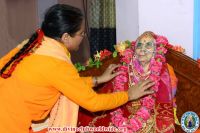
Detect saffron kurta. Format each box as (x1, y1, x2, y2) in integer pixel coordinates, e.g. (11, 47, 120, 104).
(0, 37, 128, 133)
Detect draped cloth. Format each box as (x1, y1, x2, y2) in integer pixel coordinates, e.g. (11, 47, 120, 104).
(30, 96, 79, 133)
(30, 36, 79, 133)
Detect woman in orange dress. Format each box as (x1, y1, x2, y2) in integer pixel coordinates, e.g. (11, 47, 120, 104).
(0, 4, 155, 133)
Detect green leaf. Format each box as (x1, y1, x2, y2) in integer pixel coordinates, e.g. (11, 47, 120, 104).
(125, 40, 131, 47)
(158, 50, 163, 54)
(160, 44, 164, 47)
(81, 66, 86, 71)
(88, 58, 94, 67)
(113, 51, 118, 58)
(157, 58, 161, 62)
(122, 62, 126, 65)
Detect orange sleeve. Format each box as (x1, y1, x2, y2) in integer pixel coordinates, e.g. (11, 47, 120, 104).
(45, 61, 128, 112)
(80, 77, 94, 88)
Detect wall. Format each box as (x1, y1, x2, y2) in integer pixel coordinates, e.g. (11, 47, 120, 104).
(0, 0, 38, 57)
(115, 0, 139, 42)
(116, 0, 194, 57)
(37, 0, 57, 27)
(138, 0, 194, 57)
(0, 0, 89, 63)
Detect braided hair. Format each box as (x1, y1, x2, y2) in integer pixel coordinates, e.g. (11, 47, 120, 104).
(0, 4, 84, 78)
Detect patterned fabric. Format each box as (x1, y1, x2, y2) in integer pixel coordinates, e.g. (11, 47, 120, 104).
(89, 0, 116, 55)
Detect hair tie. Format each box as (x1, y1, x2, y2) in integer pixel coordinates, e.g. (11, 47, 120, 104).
(36, 29, 44, 44)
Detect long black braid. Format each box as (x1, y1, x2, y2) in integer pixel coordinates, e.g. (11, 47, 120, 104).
(0, 4, 84, 78)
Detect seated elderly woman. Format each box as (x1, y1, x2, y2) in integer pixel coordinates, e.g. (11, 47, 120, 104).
(78, 31, 178, 133)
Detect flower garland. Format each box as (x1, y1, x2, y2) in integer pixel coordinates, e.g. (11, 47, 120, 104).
(110, 35, 168, 133)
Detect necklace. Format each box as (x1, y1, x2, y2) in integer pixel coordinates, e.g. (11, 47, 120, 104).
(128, 58, 151, 87)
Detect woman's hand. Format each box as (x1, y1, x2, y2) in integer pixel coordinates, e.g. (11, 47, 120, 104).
(94, 64, 122, 85)
(127, 79, 155, 101)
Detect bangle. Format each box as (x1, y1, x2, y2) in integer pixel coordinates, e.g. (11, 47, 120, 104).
(94, 77, 98, 87)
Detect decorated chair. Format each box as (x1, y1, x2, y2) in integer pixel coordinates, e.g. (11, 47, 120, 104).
(78, 48, 200, 133)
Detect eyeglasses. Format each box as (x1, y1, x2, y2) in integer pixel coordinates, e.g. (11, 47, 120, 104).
(75, 32, 86, 37)
(136, 42, 155, 53)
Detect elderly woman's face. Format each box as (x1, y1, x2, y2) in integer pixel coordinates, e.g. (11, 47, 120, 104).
(135, 35, 155, 64)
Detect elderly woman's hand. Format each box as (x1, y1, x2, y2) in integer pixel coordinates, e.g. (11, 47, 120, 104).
(93, 64, 122, 86)
(127, 79, 155, 101)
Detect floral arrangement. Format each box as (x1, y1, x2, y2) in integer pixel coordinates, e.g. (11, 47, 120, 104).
(75, 49, 113, 71)
(164, 42, 185, 54)
(114, 40, 132, 56)
(110, 35, 168, 132)
(171, 45, 185, 53)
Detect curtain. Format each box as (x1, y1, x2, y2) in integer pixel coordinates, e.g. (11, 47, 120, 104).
(193, 0, 200, 59)
(88, 0, 116, 56)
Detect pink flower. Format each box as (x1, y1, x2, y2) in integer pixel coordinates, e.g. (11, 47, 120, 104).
(121, 57, 131, 64)
(141, 96, 155, 109)
(118, 75, 128, 82)
(131, 41, 136, 46)
(111, 110, 128, 127)
(120, 48, 134, 64)
(118, 66, 128, 71)
(156, 35, 169, 45)
(151, 59, 162, 67)
(156, 46, 167, 54)
(136, 107, 151, 121)
(151, 67, 161, 74)
(124, 49, 133, 57)
(155, 54, 166, 62)
(129, 118, 142, 131)
(111, 115, 127, 127)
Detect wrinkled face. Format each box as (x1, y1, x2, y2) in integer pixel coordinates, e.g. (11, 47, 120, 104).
(135, 34, 155, 64)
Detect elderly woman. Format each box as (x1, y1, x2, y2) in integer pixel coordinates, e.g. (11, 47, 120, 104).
(78, 31, 177, 133)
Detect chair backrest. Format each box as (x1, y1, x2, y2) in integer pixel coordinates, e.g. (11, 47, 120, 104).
(166, 49, 200, 132)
